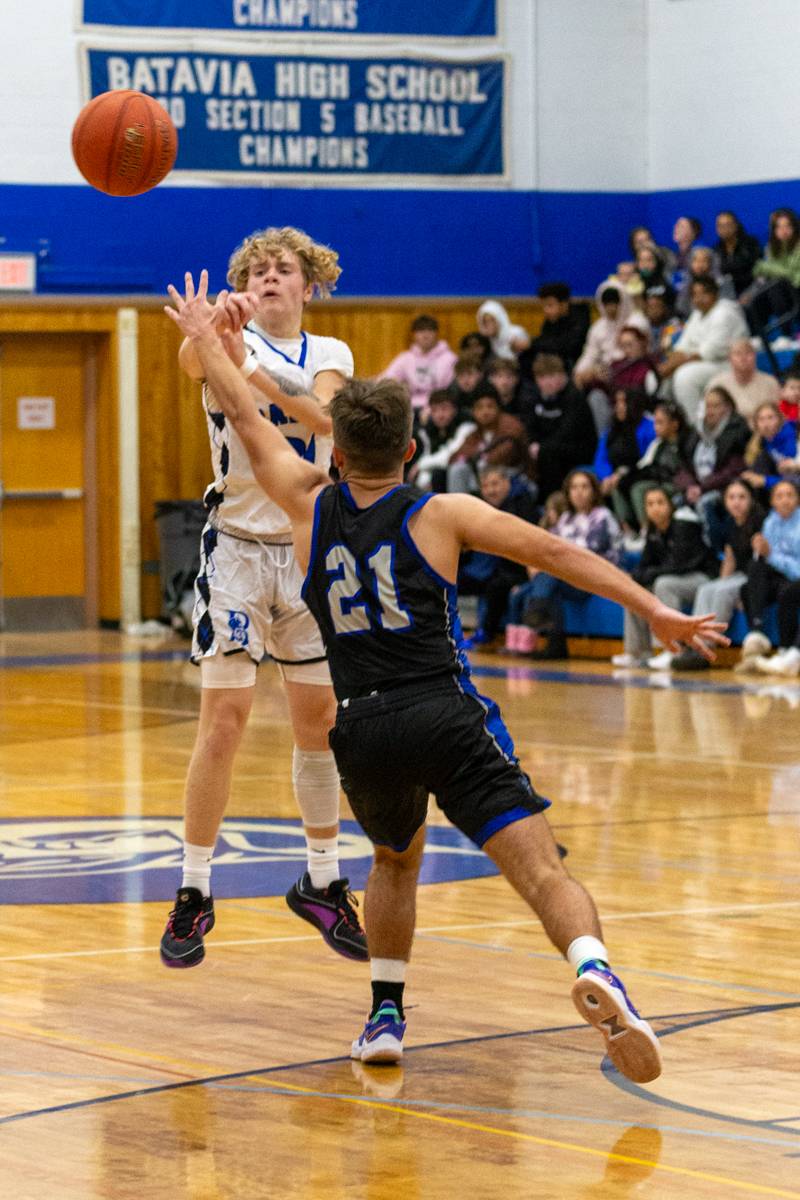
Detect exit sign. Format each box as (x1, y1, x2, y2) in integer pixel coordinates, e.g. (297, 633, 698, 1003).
(0, 253, 36, 292)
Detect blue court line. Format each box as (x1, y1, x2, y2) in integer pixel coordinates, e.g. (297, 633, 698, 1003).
(0, 649, 187, 670)
(470, 662, 778, 697)
(0, 1001, 794, 1133)
(606, 1001, 800, 1135)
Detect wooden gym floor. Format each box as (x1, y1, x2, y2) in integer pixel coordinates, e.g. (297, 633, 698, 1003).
(0, 630, 798, 1199)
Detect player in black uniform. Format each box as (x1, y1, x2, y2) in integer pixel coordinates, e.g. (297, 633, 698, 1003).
(166, 272, 728, 1084)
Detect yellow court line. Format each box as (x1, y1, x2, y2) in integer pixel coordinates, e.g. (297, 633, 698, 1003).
(244, 1078, 800, 1199)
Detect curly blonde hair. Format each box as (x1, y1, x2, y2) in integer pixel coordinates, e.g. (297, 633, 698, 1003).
(226, 226, 341, 297)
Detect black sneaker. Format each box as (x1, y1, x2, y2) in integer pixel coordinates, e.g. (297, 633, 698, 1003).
(160, 887, 215, 968)
(286, 873, 369, 962)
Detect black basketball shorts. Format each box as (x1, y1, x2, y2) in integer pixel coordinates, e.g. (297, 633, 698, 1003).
(328, 676, 550, 853)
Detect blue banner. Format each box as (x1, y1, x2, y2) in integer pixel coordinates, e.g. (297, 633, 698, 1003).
(85, 49, 505, 179)
(81, 1, 497, 38)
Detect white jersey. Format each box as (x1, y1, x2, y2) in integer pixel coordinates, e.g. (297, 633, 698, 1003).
(202, 323, 354, 539)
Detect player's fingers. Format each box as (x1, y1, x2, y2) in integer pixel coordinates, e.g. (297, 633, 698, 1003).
(198, 269, 209, 300)
(184, 271, 195, 301)
(164, 305, 180, 322)
(166, 283, 183, 308)
(690, 635, 716, 661)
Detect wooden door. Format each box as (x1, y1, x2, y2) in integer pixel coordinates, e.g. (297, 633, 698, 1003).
(0, 334, 97, 630)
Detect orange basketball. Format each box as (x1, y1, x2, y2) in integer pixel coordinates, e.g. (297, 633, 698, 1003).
(71, 90, 178, 197)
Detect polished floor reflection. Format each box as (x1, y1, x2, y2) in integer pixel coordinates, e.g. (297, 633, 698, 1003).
(1, 631, 799, 1199)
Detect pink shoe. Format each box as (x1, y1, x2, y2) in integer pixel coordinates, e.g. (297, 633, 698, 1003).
(517, 626, 538, 653)
(504, 624, 523, 652)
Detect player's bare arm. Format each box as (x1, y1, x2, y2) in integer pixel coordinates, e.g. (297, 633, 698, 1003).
(165, 271, 326, 529)
(412, 493, 729, 658)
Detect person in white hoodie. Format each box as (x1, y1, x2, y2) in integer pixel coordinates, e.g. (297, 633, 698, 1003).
(659, 274, 749, 424)
(476, 299, 530, 358)
(573, 282, 651, 435)
(380, 314, 457, 414)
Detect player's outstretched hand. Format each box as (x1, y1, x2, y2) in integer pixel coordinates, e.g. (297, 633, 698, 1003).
(164, 270, 220, 340)
(648, 603, 730, 659)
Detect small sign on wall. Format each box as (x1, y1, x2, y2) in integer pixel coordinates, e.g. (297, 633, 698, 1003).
(17, 397, 56, 430)
(0, 253, 36, 293)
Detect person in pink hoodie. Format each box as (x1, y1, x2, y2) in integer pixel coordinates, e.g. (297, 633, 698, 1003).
(380, 315, 457, 414)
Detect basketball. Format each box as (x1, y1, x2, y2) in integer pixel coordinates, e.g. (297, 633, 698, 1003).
(71, 90, 178, 197)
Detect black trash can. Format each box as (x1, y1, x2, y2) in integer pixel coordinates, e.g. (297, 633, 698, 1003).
(154, 500, 207, 632)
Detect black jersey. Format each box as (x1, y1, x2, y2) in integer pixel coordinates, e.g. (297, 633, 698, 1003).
(301, 482, 468, 700)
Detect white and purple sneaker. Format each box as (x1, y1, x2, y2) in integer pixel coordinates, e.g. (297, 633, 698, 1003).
(571, 963, 662, 1083)
(285, 873, 368, 961)
(351, 1001, 406, 1064)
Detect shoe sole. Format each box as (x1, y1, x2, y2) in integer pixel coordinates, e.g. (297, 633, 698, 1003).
(351, 1034, 404, 1064)
(571, 974, 662, 1084)
(159, 911, 215, 969)
(285, 889, 369, 962)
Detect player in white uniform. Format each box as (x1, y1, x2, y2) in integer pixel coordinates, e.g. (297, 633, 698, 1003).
(160, 227, 367, 968)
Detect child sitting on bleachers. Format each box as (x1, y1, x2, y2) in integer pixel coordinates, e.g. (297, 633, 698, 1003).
(741, 401, 797, 498)
(736, 479, 800, 672)
(408, 389, 477, 492)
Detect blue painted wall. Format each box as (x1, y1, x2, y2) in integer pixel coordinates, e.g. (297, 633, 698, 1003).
(2, 178, 797, 297)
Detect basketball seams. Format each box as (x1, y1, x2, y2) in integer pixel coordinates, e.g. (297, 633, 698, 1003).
(71, 90, 177, 197)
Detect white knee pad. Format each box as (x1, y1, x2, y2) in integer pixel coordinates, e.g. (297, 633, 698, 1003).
(292, 747, 340, 828)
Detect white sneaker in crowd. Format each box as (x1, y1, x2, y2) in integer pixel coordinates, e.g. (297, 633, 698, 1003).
(611, 653, 641, 667)
(755, 646, 800, 677)
(741, 630, 772, 660)
(646, 650, 673, 671)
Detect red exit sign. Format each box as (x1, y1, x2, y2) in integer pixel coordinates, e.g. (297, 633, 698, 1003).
(0, 253, 36, 292)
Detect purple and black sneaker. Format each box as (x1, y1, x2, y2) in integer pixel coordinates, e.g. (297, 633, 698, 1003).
(160, 887, 215, 968)
(351, 1001, 406, 1064)
(571, 961, 662, 1083)
(285, 873, 368, 962)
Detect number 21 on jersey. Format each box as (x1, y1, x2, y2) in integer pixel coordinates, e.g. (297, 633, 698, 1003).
(325, 542, 412, 635)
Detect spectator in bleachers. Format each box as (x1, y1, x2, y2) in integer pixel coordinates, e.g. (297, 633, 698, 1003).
(741, 402, 797, 498)
(593, 388, 657, 526)
(486, 356, 530, 418)
(705, 338, 780, 424)
(519, 282, 590, 374)
(737, 479, 800, 671)
(671, 215, 703, 290)
(671, 478, 765, 671)
(659, 275, 749, 423)
(504, 469, 622, 660)
(742, 208, 800, 339)
(612, 485, 717, 669)
(573, 283, 650, 392)
(447, 354, 485, 417)
(447, 383, 530, 494)
(476, 300, 530, 358)
(459, 331, 492, 367)
(526, 354, 598, 502)
(644, 283, 682, 359)
(611, 400, 692, 531)
(408, 389, 477, 492)
(608, 261, 645, 301)
(609, 326, 660, 397)
(380, 314, 457, 415)
(629, 225, 676, 276)
(635, 243, 670, 292)
(459, 466, 539, 650)
(675, 246, 734, 320)
(714, 210, 762, 297)
(673, 384, 750, 553)
(778, 371, 800, 423)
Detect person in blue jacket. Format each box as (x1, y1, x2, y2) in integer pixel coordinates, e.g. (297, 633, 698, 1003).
(737, 479, 800, 670)
(741, 401, 798, 498)
(593, 388, 656, 529)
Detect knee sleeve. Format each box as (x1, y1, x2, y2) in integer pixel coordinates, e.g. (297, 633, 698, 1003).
(292, 747, 340, 828)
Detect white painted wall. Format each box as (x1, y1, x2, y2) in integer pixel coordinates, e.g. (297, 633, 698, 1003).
(0, 0, 792, 194)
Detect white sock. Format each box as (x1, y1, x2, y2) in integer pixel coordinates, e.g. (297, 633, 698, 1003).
(566, 935, 609, 974)
(181, 841, 215, 897)
(307, 836, 340, 889)
(370, 958, 407, 983)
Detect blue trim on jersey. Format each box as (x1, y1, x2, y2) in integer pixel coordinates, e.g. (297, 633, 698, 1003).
(473, 806, 540, 849)
(340, 482, 405, 513)
(245, 325, 308, 368)
(324, 541, 372, 636)
(300, 489, 326, 601)
(400, 493, 456, 590)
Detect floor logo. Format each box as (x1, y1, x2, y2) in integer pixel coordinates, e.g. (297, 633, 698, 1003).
(0, 818, 498, 905)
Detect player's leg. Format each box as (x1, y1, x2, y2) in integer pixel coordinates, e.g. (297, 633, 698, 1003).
(160, 653, 256, 968)
(269, 550, 368, 960)
(280, 671, 368, 961)
(351, 826, 426, 1064)
(484, 813, 661, 1083)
